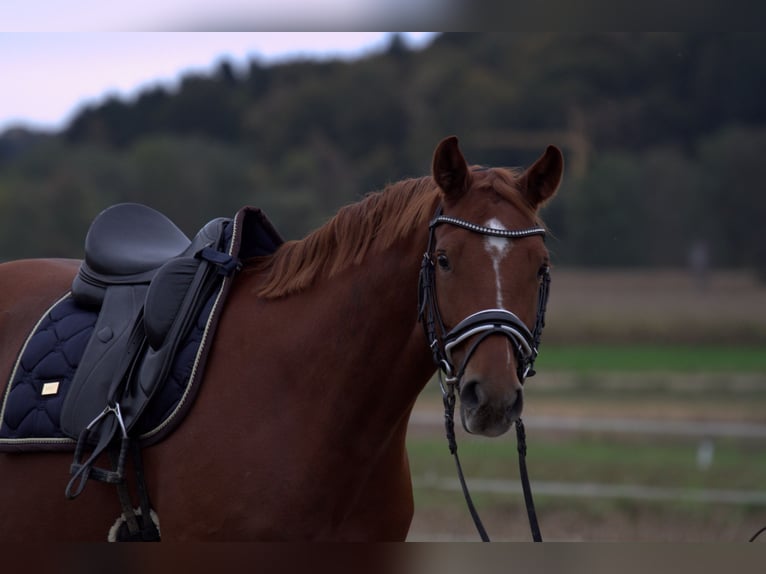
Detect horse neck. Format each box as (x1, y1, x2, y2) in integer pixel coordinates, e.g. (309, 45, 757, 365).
(330, 231, 434, 441)
(285, 218, 436, 443)
(324, 225, 435, 395)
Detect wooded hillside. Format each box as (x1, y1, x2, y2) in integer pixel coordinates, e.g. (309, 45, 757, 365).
(2, 33, 764, 276)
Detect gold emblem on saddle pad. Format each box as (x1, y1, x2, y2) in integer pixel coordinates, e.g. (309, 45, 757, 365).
(41, 381, 60, 397)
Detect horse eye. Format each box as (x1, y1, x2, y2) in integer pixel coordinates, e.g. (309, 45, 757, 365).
(436, 253, 451, 271)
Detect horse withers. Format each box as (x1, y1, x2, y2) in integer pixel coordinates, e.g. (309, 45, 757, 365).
(0, 136, 563, 541)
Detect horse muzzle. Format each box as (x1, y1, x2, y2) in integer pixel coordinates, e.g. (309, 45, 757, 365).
(458, 374, 524, 436)
(442, 309, 534, 436)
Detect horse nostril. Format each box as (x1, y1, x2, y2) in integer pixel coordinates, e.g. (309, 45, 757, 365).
(459, 380, 483, 410)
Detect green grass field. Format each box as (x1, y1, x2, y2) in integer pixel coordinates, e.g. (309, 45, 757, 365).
(408, 434, 766, 492)
(536, 344, 766, 373)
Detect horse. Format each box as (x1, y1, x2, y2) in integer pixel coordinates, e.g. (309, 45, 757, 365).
(0, 136, 563, 541)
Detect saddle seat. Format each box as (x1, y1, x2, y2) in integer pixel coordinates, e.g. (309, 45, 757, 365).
(72, 203, 228, 308)
(84, 203, 191, 277)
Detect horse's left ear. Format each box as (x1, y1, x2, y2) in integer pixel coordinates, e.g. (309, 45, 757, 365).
(517, 145, 564, 209)
(432, 136, 471, 202)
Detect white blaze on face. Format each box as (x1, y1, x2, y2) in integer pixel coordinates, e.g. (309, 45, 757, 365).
(484, 218, 514, 368)
(483, 218, 512, 309)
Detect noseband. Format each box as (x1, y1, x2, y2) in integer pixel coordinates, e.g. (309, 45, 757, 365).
(417, 205, 550, 542)
(418, 208, 551, 388)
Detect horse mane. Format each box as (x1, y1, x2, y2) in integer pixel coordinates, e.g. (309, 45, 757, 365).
(248, 176, 439, 299)
(248, 166, 540, 299)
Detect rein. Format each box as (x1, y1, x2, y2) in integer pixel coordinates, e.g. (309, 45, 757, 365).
(418, 207, 549, 542)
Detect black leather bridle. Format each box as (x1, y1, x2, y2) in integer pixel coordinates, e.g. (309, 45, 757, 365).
(418, 209, 550, 386)
(417, 206, 550, 542)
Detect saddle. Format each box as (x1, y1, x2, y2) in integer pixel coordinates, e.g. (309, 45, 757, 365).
(62, 204, 233, 443)
(58, 203, 282, 502)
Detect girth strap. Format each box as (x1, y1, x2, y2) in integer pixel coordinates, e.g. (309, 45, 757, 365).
(112, 441, 160, 541)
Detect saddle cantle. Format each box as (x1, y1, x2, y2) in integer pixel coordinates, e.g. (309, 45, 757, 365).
(0, 203, 283, 503)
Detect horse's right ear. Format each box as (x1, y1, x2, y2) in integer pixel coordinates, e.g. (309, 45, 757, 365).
(432, 136, 470, 202)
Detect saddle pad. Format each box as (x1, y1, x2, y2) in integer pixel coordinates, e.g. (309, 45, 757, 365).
(0, 288, 217, 451)
(0, 294, 97, 449)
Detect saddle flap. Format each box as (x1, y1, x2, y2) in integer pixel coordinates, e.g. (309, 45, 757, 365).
(144, 257, 201, 350)
(60, 284, 148, 439)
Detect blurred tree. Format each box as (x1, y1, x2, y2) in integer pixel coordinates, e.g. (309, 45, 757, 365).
(697, 126, 766, 279)
(2, 33, 766, 276)
(566, 153, 647, 266)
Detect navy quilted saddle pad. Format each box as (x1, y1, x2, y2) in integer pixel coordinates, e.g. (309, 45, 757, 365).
(0, 289, 216, 450)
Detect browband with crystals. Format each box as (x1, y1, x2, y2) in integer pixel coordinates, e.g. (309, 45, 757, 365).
(429, 215, 546, 239)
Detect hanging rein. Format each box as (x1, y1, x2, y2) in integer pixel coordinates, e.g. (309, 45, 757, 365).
(417, 206, 551, 542)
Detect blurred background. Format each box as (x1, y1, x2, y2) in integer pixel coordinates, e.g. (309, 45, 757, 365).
(2, 32, 765, 541)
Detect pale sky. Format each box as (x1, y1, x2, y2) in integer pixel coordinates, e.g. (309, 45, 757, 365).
(0, 32, 438, 133)
(3, 1, 449, 31)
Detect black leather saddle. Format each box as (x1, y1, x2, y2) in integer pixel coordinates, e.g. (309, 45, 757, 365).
(43, 202, 283, 539)
(61, 203, 240, 498)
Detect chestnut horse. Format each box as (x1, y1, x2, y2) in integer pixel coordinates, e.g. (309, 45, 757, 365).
(0, 136, 562, 541)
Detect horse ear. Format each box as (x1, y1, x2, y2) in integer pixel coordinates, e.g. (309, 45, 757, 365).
(432, 136, 471, 201)
(517, 145, 564, 209)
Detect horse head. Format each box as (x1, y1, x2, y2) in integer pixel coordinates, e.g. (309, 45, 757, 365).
(423, 136, 563, 437)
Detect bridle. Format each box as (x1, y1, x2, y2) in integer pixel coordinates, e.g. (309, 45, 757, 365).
(417, 205, 551, 542)
(418, 208, 551, 387)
